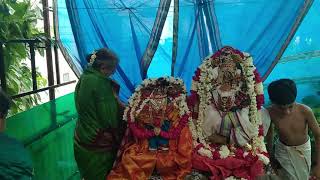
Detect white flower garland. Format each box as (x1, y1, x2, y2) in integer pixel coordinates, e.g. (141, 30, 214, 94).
(89, 51, 97, 64)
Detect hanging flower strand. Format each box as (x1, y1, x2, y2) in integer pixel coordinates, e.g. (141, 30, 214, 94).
(89, 51, 97, 64)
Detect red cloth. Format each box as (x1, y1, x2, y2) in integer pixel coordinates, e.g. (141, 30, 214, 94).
(192, 152, 264, 180)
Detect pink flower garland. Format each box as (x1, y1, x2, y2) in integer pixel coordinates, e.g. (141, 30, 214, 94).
(192, 68, 201, 81)
(258, 124, 264, 136)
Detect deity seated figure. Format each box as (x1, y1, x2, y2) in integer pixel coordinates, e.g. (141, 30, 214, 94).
(107, 77, 193, 180)
(188, 46, 270, 180)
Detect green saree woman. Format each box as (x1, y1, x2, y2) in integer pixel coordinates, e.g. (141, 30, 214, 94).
(74, 48, 124, 180)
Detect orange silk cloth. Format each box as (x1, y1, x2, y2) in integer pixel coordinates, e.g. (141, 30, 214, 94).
(107, 126, 193, 180)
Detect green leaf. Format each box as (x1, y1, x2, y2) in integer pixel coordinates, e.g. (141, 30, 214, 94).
(2, 0, 45, 116)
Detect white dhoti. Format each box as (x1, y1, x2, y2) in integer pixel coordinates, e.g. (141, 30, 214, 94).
(275, 138, 311, 180)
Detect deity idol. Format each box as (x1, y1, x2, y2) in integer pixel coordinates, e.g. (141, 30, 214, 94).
(188, 46, 270, 180)
(108, 77, 193, 180)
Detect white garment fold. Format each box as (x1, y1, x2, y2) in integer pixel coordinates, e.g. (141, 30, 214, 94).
(275, 138, 311, 180)
(202, 104, 256, 146)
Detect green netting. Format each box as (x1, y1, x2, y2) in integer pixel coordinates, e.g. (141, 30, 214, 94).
(5, 93, 80, 180)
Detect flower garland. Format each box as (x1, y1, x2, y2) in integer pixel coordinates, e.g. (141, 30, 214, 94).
(123, 77, 191, 140)
(189, 47, 268, 167)
(89, 51, 97, 64)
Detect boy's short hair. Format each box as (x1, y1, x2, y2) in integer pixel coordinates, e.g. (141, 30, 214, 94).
(0, 89, 11, 118)
(268, 79, 297, 105)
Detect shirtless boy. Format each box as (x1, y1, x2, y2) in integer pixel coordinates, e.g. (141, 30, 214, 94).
(266, 79, 320, 179)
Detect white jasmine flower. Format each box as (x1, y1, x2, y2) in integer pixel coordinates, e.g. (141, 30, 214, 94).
(257, 153, 270, 165)
(198, 147, 213, 158)
(219, 145, 230, 158)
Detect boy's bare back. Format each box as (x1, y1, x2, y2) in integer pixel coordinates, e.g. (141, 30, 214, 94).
(268, 103, 310, 146)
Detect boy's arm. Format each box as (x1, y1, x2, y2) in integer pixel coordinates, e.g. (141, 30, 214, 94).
(305, 106, 320, 178)
(266, 122, 274, 161)
(266, 123, 274, 154)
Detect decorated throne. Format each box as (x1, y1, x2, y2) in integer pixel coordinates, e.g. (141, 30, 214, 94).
(188, 46, 269, 180)
(108, 77, 193, 180)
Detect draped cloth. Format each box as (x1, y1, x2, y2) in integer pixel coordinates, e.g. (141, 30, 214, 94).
(107, 126, 193, 180)
(74, 67, 123, 180)
(275, 138, 311, 180)
(202, 105, 257, 147)
(192, 152, 264, 180)
(191, 109, 271, 180)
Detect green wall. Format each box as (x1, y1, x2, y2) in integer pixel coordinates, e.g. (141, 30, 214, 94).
(5, 93, 80, 180)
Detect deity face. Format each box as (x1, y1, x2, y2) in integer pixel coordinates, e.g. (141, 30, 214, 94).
(152, 86, 167, 99)
(216, 58, 243, 92)
(141, 87, 153, 98)
(220, 56, 236, 72)
(138, 85, 167, 123)
(167, 84, 182, 98)
(217, 69, 235, 92)
(211, 51, 248, 112)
